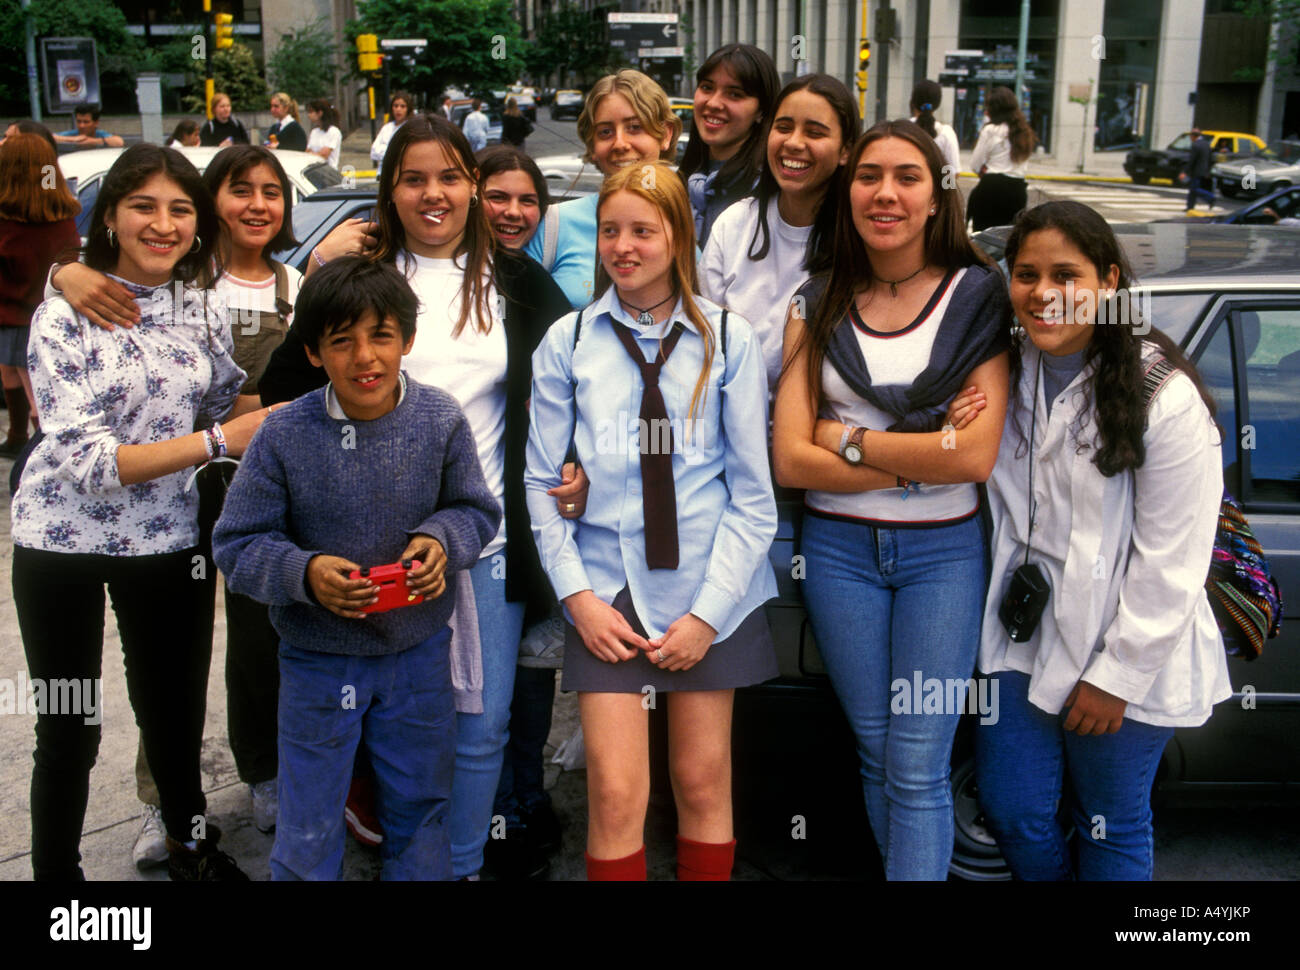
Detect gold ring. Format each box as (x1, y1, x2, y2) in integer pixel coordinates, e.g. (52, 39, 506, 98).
(563, 503, 577, 513)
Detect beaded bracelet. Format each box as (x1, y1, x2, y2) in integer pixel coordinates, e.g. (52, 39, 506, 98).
(312, 248, 327, 268)
(201, 428, 217, 460)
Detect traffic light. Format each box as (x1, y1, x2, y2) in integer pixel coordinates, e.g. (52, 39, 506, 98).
(357, 34, 381, 74)
(857, 39, 869, 91)
(215, 12, 234, 50)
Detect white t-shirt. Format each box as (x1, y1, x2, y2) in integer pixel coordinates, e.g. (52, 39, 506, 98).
(213, 265, 303, 329)
(400, 251, 508, 557)
(806, 267, 979, 525)
(700, 196, 812, 394)
(911, 116, 961, 176)
(969, 122, 1028, 178)
(308, 125, 343, 169)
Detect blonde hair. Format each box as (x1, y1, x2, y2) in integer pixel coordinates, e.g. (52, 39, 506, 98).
(577, 70, 681, 166)
(271, 92, 299, 121)
(594, 160, 714, 422)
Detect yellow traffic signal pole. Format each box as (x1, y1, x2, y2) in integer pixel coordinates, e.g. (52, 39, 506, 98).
(357, 35, 380, 139)
(203, 0, 213, 119)
(857, 0, 869, 118)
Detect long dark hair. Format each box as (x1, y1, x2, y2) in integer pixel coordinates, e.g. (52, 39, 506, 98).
(748, 73, 859, 270)
(84, 143, 218, 287)
(376, 113, 496, 337)
(986, 86, 1036, 164)
(1003, 201, 1217, 477)
(307, 98, 340, 130)
(680, 44, 779, 197)
(790, 120, 990, 405)
(204, 144, 299, 260)
(910, 80, 942, 139)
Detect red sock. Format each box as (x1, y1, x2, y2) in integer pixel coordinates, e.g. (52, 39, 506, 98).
(676, 835, 736, 881)
(585, 845, 646, 881)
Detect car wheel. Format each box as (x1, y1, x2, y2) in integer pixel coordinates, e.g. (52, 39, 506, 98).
(1221, 182, 1239, 198)
(948, 750, 1012, 881)
(1129, 173, 1151, 185)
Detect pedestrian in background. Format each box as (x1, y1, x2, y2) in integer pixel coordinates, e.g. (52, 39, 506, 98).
(501, 97, 534, 149)
(525, 160, 780, 881)
(966, 200, 1230, 879)
(3, 119, 58, 153)
(679, 43, 779, 245)
(463, 99, 490, 152)
(966, 86, 1036, 231)
(910, 79, 960, 177)
(0, 134, 79, 457)
(266, 92, 307, 152)
(199, 93, 250, 148)
(168, 119, 201, 148)
(370, 90, 413, 166)
(1180, 128, 1215, 213)
(306, 99, 343, 170)
(53, 105, 123, 148)
(773, 120, 1011, 881)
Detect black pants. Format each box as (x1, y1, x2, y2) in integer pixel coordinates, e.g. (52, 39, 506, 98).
(13, 544, 215, 880)
(223, 584, 279, 783)
(967, 172, 1029, 231)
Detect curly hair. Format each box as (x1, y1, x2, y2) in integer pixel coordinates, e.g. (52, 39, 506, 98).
(1003, 200, 1217, 477)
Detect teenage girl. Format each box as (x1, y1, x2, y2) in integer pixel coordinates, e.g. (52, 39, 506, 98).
(259, 113, 570, 879)
(525, 160, 779, 881)
(525, 69, 681, 310)
(967, 86, 1036, 231)
(701, 73, 858, 394)
(910, 80, 960, 177)
(960, 200, 1231, 879)
(13, 144, 276, 881)
(306, 99, 343, 170)
(48, 144, 305, 856)
(169, 119, 201, 148)
(371, 90, 413, 166)
(772, 120, 1011, 880)
(679, 44, 779, 246)
(267, 92, 307, 152)
(477, 145, 548, 251)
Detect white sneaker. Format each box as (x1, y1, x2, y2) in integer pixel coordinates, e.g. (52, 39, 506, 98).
(133, 803, 168, 870)
(251, 779, 278, 833)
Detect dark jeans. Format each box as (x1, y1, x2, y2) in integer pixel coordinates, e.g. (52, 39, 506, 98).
(1186, 175, 1215, 210)
(13, 544, 215, 881)
(492, 665, 558, 827)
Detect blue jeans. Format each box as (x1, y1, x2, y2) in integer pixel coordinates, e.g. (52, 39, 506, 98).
(450, 555, 525, 877)
(1186, 175, 1215, 210)
(800, 513, 987, 881)
(975, 670, 1174, 880)
(272, 628, 456, 881)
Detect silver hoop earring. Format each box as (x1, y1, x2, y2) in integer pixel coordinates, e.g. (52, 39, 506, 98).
(106, 227, 116, 247)
(469, 194, 478, 207)
(190, 235, 202, 254)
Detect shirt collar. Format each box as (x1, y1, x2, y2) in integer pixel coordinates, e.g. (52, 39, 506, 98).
(325, 371, 407, 419)
(589, 287, 689, 339)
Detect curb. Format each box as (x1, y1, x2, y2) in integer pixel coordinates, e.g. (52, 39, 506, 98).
(959, 170, 1175, 186)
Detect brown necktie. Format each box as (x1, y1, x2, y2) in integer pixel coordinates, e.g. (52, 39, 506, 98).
(610, 319, 685, 570)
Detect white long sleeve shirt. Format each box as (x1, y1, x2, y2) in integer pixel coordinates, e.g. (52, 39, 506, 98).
(978, 342, 1232, 727)
(968, 122, 1028, 178)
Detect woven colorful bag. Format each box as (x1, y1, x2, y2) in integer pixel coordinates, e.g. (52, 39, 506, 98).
(1144, 357, 1284, 660)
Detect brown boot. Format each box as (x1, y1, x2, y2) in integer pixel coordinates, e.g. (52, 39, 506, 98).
(0, 386, 29, 457)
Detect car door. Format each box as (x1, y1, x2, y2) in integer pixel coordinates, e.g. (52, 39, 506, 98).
(1179, 298, 1300, 783)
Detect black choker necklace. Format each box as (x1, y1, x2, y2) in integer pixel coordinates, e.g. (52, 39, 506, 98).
(877, 264, 927, 297)
(620, 291, 676, 327)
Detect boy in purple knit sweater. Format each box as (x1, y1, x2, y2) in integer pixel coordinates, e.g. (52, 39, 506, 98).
(213, 257, 500, 880)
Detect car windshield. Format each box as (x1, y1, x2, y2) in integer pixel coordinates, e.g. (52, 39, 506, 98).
(1257, 141, 1300, 164)
(557, 91, 582, 104)
(1169, 133, 1193, 150)
(289, 197, 342, 245)
(302, 162, 343, 190)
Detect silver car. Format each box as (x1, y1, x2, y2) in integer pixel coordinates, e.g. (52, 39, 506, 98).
(1214, 140, 1300, 198)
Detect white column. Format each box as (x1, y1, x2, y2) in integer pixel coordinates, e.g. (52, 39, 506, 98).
(928, 0, 963, 128)
(774, 0, 794, 78)
(722, 0, 735, 48)
(1151, 0, 1207, 147)
(822, 0, 849, 80)
(1051, 0, 1106, 171)
(756, 0, 774, 54)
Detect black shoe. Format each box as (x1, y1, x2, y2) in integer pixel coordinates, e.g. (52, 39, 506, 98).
(522, 801, 563, 856)
(483, 826, 549, 881)
(166, 824, 249, 881)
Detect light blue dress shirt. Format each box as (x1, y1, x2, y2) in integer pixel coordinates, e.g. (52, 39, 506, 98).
(525, 287, 778, 640)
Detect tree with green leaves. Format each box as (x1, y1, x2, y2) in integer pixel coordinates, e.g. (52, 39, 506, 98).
(267, 19, 339, 103)
(346, 0, 524, 100)
(181, 43, 268, 114)
(526, 1, 624, 87)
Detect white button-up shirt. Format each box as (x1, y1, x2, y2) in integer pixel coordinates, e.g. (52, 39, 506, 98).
(979, 342, 1233, 727)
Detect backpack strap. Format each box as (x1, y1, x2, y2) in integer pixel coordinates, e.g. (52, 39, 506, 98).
(271, 260, 293, 322)
(541, 205, 560, 273)
(721, 307, 728, 366)
(564, 308, 584, 465)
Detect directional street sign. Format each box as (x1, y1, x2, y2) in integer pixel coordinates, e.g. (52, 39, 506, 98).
(608, 12, 679, 57)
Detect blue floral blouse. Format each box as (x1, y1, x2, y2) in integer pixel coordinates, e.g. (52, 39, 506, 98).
(12, 276, 246, 555)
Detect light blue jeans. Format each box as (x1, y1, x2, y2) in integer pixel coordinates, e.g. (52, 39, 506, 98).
(800, 512, 987, 880)
(450, 554, 525, 878)
(975, 670, 1174, 880)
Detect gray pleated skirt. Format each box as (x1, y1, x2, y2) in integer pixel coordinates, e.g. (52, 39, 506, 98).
(0, 326, 30, 368)
(561, 587, 778, 693)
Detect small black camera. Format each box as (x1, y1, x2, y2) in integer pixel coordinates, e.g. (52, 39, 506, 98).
(998, 562, 1051, 643)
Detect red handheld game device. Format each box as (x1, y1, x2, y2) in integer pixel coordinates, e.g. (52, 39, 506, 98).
(349, 560, 424, 614)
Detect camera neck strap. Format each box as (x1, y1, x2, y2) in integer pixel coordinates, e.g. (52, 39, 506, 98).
(1024, 356, 1042, 567)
